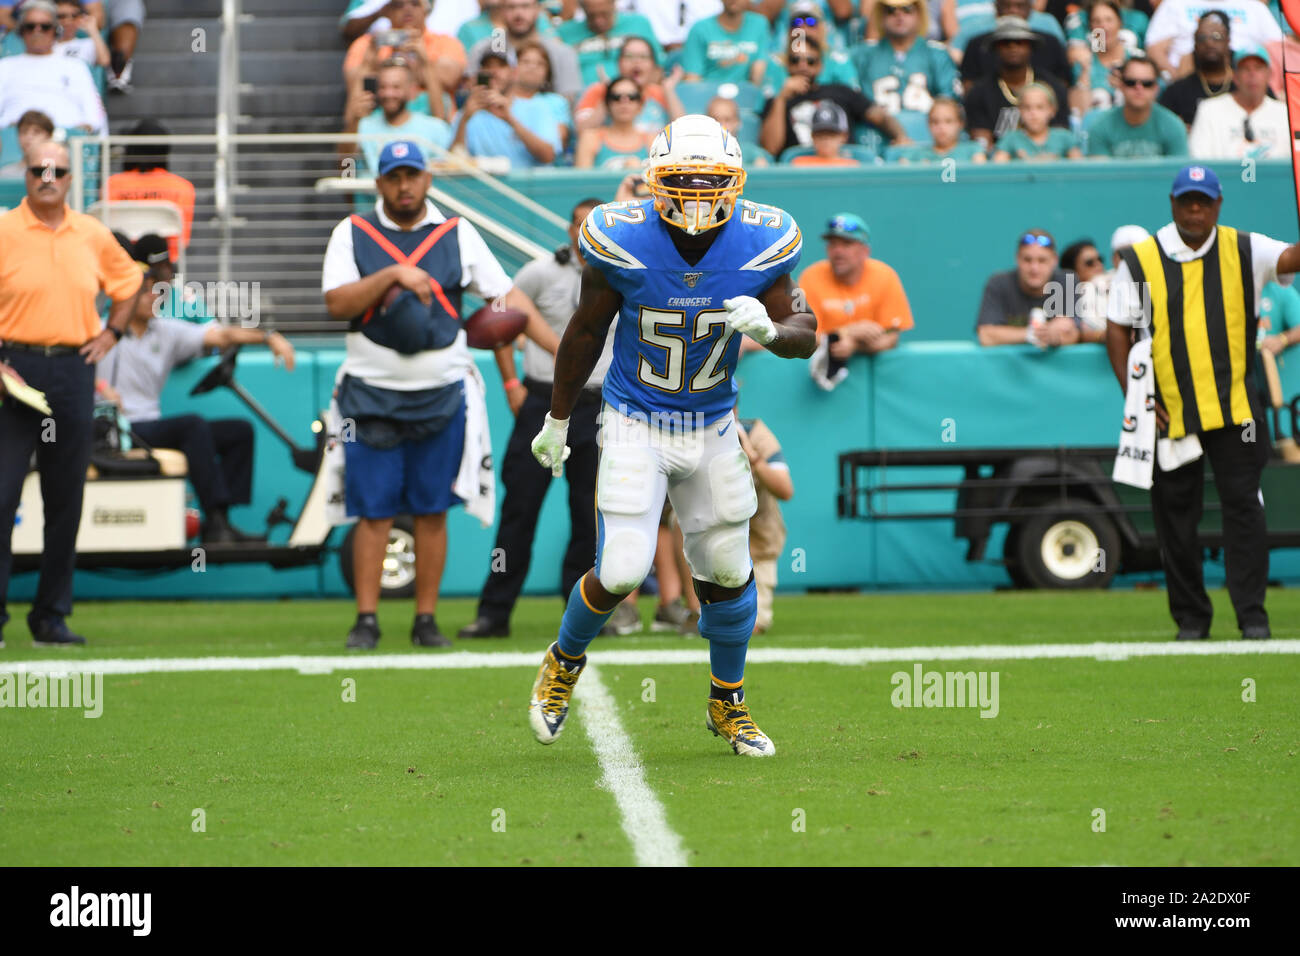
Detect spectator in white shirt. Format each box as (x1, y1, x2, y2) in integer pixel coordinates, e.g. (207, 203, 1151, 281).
(55, 1, 110, 68)
(1145, 0, 1282, 80)
(1189, 46, 1289, 158)
(627, 0, 723, 49)
(0, 1, 107, 134)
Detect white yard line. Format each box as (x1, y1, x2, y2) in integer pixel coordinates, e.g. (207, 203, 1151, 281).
(1, 639, 1297, 676)
(576, 666, 687, 868)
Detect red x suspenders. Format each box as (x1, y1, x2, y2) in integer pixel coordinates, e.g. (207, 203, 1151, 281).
(350, 214, 461, 323)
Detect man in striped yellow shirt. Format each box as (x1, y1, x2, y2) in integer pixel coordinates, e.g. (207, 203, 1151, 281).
(1105, 164, 1300, 641)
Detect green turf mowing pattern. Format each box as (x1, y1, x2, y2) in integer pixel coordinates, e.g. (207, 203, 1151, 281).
(1, 588, 1297, 865)
(2, 671, 630, 866)
(602, 657, 1299, 866)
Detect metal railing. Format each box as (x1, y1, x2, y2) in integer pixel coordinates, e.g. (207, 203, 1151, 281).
(69, 133, 571, 330)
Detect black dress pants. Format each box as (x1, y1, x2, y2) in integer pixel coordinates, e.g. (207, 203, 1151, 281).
(1151, 422, 1270, 633)
(130, 415, 254, 514)
(0, 349, 95, 632)
(475, 384, 601, 625)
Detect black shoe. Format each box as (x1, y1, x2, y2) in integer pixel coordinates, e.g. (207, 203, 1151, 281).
(457, 616, 510, 639)
(30, 619, 87, 647)
(412, 614, 452, 648)
(1242, 626, 1272, 640)
(346, 615, 380, 650)
(203, 509, 264, 545)
(1176, 627, 1210, 641)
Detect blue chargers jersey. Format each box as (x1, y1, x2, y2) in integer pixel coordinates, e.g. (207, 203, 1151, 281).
(578, 197, 802, 425)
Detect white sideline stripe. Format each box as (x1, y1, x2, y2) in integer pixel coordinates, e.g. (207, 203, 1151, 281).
(576, 666, 687, 868)
(1, 640, 1297, 676)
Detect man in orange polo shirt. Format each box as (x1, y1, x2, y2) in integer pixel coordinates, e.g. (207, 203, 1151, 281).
(801, 212, 913, 355)
(0, 140, 143, 648)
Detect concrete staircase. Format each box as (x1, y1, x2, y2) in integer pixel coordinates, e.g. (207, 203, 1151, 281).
(107, 0, 352, 328)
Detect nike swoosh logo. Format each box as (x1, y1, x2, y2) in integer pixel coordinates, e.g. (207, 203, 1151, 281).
(717, 420, 732, 436)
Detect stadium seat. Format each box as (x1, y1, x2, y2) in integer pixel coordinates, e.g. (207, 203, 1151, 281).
(88, 199, 185, 242)
(738, 110, 761, 144)
(676, 81, 762, 116)
(87, 199, 186, 273)
(777, 143, 881, 165)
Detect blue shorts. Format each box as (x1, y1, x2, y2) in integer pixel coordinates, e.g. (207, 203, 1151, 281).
(343, 386, 466, 519)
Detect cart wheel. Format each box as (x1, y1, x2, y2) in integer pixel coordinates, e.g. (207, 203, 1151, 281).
(1003, 526, 1034, 589)
(1013, 499, 1120, 590)
(339, 515, 417, 599)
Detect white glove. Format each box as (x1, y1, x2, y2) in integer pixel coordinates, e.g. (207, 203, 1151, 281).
(723, 296, 777, 345)
(809, 336, 848, 392)
(531, 413, 571, 477)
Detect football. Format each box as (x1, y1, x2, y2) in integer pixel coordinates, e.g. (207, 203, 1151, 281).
(464, 304, 528, 349)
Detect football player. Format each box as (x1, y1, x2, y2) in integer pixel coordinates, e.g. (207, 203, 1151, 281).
(527, 115, 817, 757)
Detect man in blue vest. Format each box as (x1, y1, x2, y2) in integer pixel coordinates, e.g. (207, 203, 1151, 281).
(322, 140, 514, 650)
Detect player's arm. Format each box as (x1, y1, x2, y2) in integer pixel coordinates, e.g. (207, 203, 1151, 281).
(752, 273, 817, 359)
(531, 263, 622, 476)
(550, 263, 622, 420)
(324, 264, 432, 317)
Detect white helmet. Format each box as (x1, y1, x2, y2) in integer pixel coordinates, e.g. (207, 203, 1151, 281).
(644, 114, 746, 235)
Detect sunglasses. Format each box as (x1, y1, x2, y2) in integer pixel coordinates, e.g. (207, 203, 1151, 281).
(28, 165, 70, 179)
(1080, 255, 1102, 267)
(790, 15, 819, 27)
(608, 90, 642, 102)
(789, 55, 821, 65)
(1194, 31, 1226, 42)
(21, 21, 56, 33)
(1020, 233, 1054, 248)
(828, 218, 863, 232)
(886, 4, 918, 12)
(1122, 78, 1158, 88)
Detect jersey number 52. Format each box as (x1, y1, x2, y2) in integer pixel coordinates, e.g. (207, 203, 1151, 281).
(638, 307, 735, 394)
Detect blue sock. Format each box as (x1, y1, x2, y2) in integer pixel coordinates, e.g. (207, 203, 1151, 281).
(699, 576, 757, 687)
(556, 577, 617, 660)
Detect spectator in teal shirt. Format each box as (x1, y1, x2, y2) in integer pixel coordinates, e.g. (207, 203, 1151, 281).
(681, 0, 771, 85)
(992, 83, 1080, 160)
(1085, 57, 1188, 158)
(556, 0, 662, 86)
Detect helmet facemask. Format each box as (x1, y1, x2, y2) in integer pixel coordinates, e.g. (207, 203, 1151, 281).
(646, 165, 746, 235)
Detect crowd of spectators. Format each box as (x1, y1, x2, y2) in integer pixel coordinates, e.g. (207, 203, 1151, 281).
(0, 0, 151, 182)
(333, 0, 1296, 171)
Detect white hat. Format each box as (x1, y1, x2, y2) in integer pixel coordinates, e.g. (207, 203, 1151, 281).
(1110, 224, 1149, 258)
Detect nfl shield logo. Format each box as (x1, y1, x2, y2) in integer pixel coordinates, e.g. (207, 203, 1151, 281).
(682, 272, 703, 288)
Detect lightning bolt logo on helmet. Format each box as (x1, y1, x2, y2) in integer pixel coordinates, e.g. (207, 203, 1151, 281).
(645, 115, 747, 236)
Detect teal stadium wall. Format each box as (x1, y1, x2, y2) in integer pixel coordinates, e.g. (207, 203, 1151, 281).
(10, 160, 1300, 601)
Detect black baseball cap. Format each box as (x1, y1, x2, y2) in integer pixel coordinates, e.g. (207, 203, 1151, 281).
(133, 233, 173, 269)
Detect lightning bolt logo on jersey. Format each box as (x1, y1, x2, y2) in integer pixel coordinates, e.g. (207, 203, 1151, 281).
(579, 197, 801, 424)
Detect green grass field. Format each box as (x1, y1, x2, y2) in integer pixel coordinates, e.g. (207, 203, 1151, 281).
(1, 589, 1297, 866)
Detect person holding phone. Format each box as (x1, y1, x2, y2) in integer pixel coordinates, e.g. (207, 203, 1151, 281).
(451, 47, 562, 167)
(342, 0, 466, 111)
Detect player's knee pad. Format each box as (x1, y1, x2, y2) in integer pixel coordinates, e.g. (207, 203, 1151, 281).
(709, 448, 758, 525)
(597, 527, 654, 595)
(685, 524, 753, 590)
